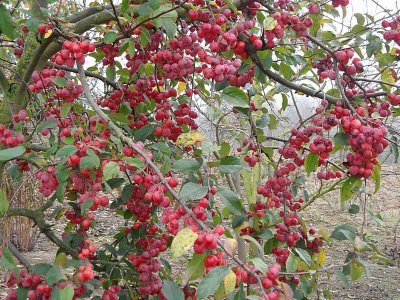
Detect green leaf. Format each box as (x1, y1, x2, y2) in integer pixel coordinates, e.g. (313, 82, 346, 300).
(219, 142, 230, 157)
(58, 285, 74, 300)
(366, 36, 382, 57)
(187, 253, 207, 281)
(152, 4, 178, 39)
(354, 13, 365, 26)
(218, 188, 244, 215)
(103, 161, 120, 181)
(241, 162, 260, 203)
(80, 155, 99, 170)
(257, 50, 272, 70)
(218, 156, 243, 174)
(172, 159, 201, 173)
(279, 63, 294, 80)
(52, 77, 69, 87)
(121, 184, 134, 202)
(134, 125, 154, 141)
(170, 228, 198, 259)
(371, 163, 381, 193)
(162, 280, 184, 300)
(241, 235, 264, 256)
(286, 253, 298, 273)
(220, 87, 249, 108)
(196, 266, 231, 299)
(180, 182, 208, 202)
(223, 0, 238, 13)
(294, 248, 312, 266)
(0, 146, 26, 161)
(334, 132, 350, 146)
(32, 263, 52, 276)
(121, 0, 129, 11)
(334, 270, 349, 287)
(0, 5, 16, 39)
(304, 152, 319, 174)
(350, 261, 364, 280)
(139, 27, 151, 48)
(109, 113, 129, 124)
(330, 224, 356, 241)
(0, 247, 17, 274)
(56, 145, 77, 159)
(81, 199, 94, 212)
(60, 103, 73, 118)
(340, 176, 362, 204)
(348, 204, 360, 214)
(0, 188, 9, 214)
(104, 31, 119, 44)
(249, 257, 268, 275)
(45, 266, 66, 285)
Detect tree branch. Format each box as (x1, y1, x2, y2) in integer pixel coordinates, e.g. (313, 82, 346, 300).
(0, 231, 33, 271)
(6, 207, 78, 258)
(49, 63, 119, 89)
(0, 67, 9, 93)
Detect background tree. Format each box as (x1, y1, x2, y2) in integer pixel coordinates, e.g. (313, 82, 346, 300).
(0, 0, 399, 299)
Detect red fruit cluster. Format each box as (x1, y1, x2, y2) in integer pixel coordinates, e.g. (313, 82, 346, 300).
(0, 125, 24, 148)
(193, 227, 224, 253)
(101, 44, 119, 65)
(78, 239, 97, 260)
(290, 15, 314, 37)
(343, 119, 388, 178)
(261, 263, 281, 291)
(204, 251, 226, 273)
(100, 286, 122, 300)
(13, 37, 24, 57)
(336, 49, 363, 75)
(273, 0, 292, 10)
(3, 269, 52, 300)
(388, 93, 400, 106)
(37, 23, 53, 36)
(309, 136, 333, 159)
(151, 49, 195, 80)
(263, 12, 289, 48)
(12, 109, 29, 123)
(53, 40, 96, 67)
(128, 234, 169, 296)
(35, 167, 58, 197)
(30, 69, 84, 103)
(77, 263, 95, 282)
(332, 0, 350, 7)
(317, 170, 342, 180)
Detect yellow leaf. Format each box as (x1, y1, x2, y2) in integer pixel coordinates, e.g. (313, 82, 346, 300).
(235, 221, 249, 231)
(390, 48, 397, 55)
(264, 17, 278, 31)
(176, 131, 205, 146)
(278, 282, 295, 300)
(381, 67, 397, 84)
(177, 82, 187, 95)
(319, 18, 332, 24)
(223, 238, 238, 257)
(223, 270, 236, 295)
(317, 247, 326, 266)
(54, 253, 67, 267)
(44, 29, 53, 38)
(170, 228, 198, 259)
(215, 270, 236, 300)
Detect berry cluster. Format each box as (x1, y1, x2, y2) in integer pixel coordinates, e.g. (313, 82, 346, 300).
(0, 125, 24, 148)
(53, 40, 96, 67)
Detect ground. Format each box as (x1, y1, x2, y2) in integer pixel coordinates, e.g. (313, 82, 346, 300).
(0, 166, 399, 299)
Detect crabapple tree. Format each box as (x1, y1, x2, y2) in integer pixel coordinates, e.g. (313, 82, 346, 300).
(0, 0, 399, 299)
